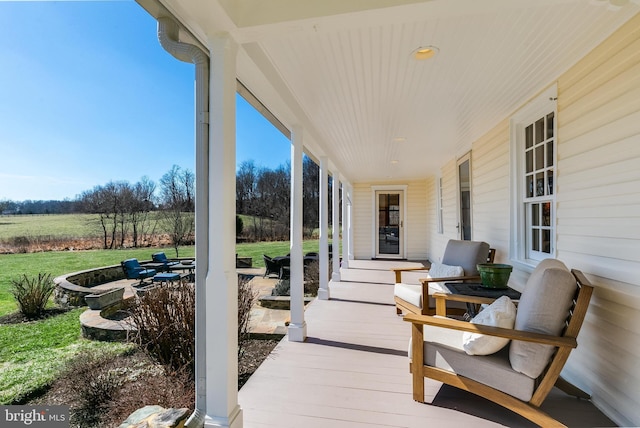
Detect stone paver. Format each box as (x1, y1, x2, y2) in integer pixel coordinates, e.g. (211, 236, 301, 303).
(242, 270, 290, 336)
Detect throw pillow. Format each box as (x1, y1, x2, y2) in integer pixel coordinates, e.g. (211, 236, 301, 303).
(428, 262, 464, 279)
(463, 296, 517, 355)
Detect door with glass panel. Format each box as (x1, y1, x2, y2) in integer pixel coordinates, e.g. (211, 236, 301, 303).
(376, 191, 403, 258)
(458, 154, 472, 240)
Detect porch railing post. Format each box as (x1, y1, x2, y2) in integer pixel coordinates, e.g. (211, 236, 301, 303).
(204, 33, 242, 428)
(288, 125, 306, 341)
(342, 181, 350, 269)
(331, 172, 341, 282)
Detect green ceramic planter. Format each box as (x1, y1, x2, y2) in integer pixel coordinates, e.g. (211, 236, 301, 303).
(477, 263, 513, 289)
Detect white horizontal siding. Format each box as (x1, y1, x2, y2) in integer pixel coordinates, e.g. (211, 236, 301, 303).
(470, 119, 510, 264)
(426, 159, 458, 262)
(405, 180, 429, 260)
(555, 13, 640, 427)
(421, 13, 640, 427)
(351, 182, 373, 259)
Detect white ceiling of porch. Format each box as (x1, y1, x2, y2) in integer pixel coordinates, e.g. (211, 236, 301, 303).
(149, 0, 639, 183)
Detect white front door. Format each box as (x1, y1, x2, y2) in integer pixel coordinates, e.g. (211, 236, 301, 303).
(375, 190, 404, 258)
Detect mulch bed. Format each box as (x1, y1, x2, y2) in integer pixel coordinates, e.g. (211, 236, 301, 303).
(0, 307, 71, 325)
(24, 338, 280, 427)
(239, 338, 280, 389)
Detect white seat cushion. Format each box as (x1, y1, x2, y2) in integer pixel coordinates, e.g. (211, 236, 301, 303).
(409, 319, 536, 402)
(394, 283, 423, 308)
(394, 263, 464, 310)
(425, 341, 536, 402)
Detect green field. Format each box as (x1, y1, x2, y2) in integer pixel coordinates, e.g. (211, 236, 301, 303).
(0, 213, 104, 240)
(0, 213, 267, 242)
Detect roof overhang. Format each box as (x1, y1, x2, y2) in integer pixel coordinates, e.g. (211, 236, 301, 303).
(137, 0, 639, 183)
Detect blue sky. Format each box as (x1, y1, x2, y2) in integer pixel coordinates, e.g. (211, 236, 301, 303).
(0, 1, 291, 201)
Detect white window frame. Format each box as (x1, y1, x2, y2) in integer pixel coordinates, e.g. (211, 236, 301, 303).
(510, 84, 557, 269)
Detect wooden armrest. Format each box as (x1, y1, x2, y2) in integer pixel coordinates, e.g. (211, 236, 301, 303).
(403, 313, 576, 348)
(419, 275, 481, 284)
(391, 266, 429, 283)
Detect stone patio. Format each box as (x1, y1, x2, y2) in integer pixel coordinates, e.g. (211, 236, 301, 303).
(79, 267, 292, 340)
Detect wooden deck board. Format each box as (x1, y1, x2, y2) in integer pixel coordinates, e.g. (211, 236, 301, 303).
(238, 263, 617, 428)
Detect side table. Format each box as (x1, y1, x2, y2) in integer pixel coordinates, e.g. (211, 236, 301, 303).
(443, 282, 521, 317)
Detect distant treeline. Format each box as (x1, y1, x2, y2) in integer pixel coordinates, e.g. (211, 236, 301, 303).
(0, 199, 78, 215)
(1, 156, 332, 244)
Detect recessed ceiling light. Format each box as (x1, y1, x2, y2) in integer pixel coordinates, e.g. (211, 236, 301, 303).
(391, 160, 399, 164)
(393, 137, 406, 143)
(412, 45, 439, 60)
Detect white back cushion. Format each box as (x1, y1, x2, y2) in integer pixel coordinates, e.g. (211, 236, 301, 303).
(509, 259, 576, 378)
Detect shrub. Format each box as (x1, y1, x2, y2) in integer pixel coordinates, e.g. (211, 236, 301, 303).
(10, 236, 31, 253)
(56, 350, 194, 428)
(269, 265, 320, 297)
(238, 275, 257, 357)
(236, 215, 244, 237)
(129, 283, 195, 375)
(271, 279, 290, 296)
(10, 273, 55, 318)
(303, 261, 320, 296)
(62, 352, 122, 428)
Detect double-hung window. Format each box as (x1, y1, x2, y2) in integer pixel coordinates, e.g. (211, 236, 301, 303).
(510, 85, 557, 264)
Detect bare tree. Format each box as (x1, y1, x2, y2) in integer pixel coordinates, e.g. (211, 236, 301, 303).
(253, 163, 290, 240)
(159, 165, 195, 257)
(129, 177, 157, 247)
(80, 178, 158, 249)
(236, 160, 257, 214)
(79, 182, 122, 249)
(302, 155, 320, 238)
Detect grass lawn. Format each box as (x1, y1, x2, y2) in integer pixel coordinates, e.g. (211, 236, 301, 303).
(0, 308, 133, 404)
(0, 239, 330, 405)
(0, 246, 194, 316)
(0, 247, 190, 405)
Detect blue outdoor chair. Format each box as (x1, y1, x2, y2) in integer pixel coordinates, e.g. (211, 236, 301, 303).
(121, 258, 156, 285)
(152, 252, 179, 271)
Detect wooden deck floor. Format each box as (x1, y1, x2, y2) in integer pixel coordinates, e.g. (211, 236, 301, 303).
(238, 261, 616, 428)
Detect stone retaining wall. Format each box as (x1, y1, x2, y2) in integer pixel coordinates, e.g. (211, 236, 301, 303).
(54, 264, 125, 307)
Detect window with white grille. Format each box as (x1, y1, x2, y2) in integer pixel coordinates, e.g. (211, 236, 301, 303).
(524, 112, 555, 259)
(510, 85, 557, 264)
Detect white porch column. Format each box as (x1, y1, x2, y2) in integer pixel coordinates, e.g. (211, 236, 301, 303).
(318, 156, 330, 300)
(341, 181, 350, 269)
(204, 34, 242, 428)
(348, 184, 354, 261)
(288, 126, 306, 341)
(331, 173, 341, 282)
